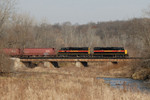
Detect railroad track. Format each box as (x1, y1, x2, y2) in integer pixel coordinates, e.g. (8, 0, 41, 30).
(16, 56, 146, 62)
(19, 56, 144, 59)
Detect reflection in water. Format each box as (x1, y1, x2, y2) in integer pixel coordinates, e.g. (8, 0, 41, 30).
(97, 77, 150, 92)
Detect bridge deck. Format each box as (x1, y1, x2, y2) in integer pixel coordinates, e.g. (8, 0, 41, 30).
(20, 57, 143, 62)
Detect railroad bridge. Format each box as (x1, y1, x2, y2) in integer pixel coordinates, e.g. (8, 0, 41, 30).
(18, 57, 144, 68)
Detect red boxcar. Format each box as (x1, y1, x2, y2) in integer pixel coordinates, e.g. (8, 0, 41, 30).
(23, 48, 56, 56)
(3, 48, 20, 56)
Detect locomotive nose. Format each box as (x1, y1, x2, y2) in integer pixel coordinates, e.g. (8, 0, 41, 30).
(125, 50, 128, 55)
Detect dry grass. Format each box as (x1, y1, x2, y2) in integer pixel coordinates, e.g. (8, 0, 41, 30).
(0, 54, 14, 72)
(0, 73, 149, 100)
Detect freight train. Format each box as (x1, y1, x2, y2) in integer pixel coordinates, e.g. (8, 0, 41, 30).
(2, 47, 128, 58)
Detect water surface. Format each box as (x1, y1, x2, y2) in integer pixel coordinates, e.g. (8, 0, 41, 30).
(97, 77, 150, 92)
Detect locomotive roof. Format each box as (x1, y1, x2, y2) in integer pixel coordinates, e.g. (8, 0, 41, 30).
(94, 47, 124, 50)
(60, 47, 88, 50)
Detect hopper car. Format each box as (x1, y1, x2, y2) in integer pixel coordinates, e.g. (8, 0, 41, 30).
(2, 48, 56, 57)
(23, 48, 56, 56)
(3, 48, 20, 56)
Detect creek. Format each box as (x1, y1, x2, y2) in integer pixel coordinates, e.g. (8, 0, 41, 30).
(97, 77, 150, 92)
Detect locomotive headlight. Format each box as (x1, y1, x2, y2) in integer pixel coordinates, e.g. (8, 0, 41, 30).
(125, 50, 127, 54)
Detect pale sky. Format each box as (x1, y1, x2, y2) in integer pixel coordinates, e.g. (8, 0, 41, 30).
(17, 0, 150, 24)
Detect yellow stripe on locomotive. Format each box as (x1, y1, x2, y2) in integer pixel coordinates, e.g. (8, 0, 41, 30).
(88, 48, 90, 55)
(125, 50, 127, 55)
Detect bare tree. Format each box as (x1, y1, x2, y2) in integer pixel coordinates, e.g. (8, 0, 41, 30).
(0, 0, 15, 35)
(5, 13, 35, 48)
(0, 0, 15, 72)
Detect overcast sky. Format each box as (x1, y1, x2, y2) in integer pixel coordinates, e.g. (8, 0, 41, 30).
(17, 0, 150, 24)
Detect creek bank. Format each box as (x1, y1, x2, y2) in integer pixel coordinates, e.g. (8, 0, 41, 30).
(132, 68, 150, 80)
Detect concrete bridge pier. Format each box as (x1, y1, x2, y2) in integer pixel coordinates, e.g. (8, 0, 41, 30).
(75, 61, 88, 67)
(44, 61, 59, 68)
